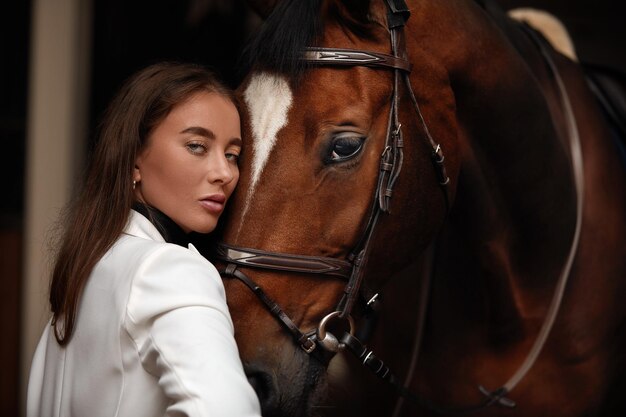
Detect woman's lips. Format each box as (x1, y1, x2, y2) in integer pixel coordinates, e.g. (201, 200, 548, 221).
(199, 194, 226, 213)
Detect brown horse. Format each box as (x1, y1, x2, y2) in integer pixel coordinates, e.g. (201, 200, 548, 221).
(212, 0, 626, 416)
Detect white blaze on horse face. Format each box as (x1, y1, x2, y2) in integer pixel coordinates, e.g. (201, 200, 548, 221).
(244, 73, 293, 188)
(240, 72, 293, 224)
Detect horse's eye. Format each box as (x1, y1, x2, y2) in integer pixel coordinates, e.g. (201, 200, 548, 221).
(329, 135, 364, 162)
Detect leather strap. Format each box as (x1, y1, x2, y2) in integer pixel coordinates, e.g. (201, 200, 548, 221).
(496, 22, 584, 396)
(224, 264, 317, 353)
(385, 0, 410, 28)
(342, 333, 394, 381)
(304, 47, 412, 72)
(340, 332, 516, 414)
(217, 243, 352, 278)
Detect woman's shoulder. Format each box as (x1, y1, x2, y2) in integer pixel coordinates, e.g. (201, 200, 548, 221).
(121, 240, 230, 336)
(108, 234, 217, 277)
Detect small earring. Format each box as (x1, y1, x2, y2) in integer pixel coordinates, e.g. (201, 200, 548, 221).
(132, 180, 137, 190)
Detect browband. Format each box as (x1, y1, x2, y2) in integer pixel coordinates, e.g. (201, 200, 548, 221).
(303, 47, 412, 72)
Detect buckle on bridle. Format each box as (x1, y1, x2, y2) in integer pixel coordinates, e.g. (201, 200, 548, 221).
(300, 337, 317, 354)
(316, 311, 356, 352)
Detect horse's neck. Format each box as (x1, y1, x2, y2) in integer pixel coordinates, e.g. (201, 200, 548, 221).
(430, 3, 578, 335)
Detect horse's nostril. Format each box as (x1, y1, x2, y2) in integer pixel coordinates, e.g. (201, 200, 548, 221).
(246, 367, 278, 414)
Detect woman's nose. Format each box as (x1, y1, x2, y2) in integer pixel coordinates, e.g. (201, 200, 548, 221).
(208, 154, 235, 184)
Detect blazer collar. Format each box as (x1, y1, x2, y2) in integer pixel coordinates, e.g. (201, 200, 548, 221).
(124, 210, 166, 243)
(124, 209, 205, 258)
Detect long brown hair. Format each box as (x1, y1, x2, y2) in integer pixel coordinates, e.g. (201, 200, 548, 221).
(50, 62, 235, 345)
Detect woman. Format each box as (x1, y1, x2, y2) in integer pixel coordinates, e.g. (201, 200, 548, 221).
(27, 62, 262, 417)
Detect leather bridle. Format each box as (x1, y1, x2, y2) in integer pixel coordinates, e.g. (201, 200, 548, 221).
(217, 0, 449, 355)
(216, 0, 584, 414)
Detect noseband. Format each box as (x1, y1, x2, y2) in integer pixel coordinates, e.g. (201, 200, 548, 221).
(217, 0, 450, 355)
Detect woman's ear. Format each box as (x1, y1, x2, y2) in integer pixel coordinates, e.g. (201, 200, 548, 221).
(133, 168, 141, 183)
(133, 155, 142, 183)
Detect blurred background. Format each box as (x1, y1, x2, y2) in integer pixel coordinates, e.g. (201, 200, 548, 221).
(1, 0, 623, 416)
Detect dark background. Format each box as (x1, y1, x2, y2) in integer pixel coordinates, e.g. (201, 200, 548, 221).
(1, 1, 624, 416)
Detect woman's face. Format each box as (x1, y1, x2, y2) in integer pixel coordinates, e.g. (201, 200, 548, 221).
(134, 91, 241, 234)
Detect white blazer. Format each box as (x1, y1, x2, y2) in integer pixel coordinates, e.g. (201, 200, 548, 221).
(27, 210, 262, 417)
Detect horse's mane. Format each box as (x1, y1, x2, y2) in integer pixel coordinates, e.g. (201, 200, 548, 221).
(241, 0, 323, 77)
(241, 0, 377, 78)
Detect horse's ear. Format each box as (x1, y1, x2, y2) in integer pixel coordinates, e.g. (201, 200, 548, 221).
(246, 0, 281, 18)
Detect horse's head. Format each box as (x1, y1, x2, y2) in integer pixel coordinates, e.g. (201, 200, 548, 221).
(218, 1, 462, 415)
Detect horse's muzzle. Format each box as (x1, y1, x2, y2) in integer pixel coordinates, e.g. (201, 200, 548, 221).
(244, 357, 329, 417)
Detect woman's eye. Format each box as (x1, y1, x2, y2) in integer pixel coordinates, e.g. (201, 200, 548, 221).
(186, 142, 207, 154)
(329, 136, 364, 162)
(226, 152, 240, 163)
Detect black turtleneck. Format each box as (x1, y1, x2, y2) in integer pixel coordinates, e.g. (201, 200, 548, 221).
(132, 202, 190, 248)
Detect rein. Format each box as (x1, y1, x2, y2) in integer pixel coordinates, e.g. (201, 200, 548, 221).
(216, 0, 583, 414)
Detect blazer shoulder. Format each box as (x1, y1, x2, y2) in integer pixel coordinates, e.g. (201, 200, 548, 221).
(98, 235, 217, 288)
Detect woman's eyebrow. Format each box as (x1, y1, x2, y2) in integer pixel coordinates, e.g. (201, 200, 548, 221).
(181, 126, 242, 147)
(180, 126, 215, 139)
